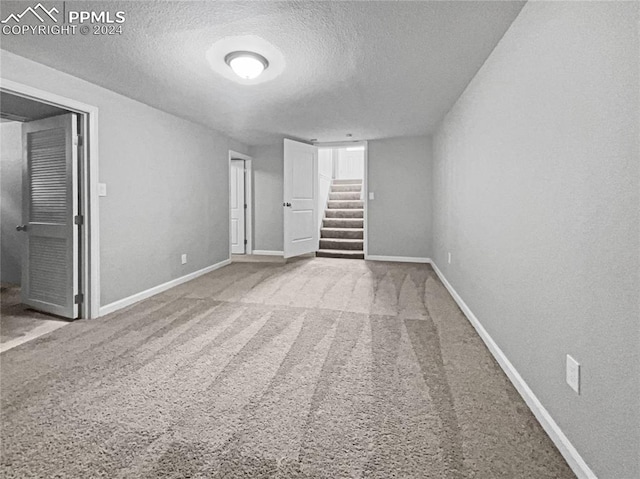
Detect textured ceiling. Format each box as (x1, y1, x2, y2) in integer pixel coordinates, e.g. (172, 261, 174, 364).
(1, 1, 525, 145)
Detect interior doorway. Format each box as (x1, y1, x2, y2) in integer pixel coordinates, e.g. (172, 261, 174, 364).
(228, 150, 252, 257)
(1, 81, 100, 323)
(316, 143, 367, 259)
(0, 91, 85, 350)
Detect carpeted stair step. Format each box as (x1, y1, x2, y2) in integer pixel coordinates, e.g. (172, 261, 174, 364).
(316, 249, 365, 259)
(324, 208, 364, 218)
(332, 179, 362, 185)
(328, 200, 364, 209)
(329, 191, 361, 201)
(323, 217, 364, 228)
(321, 227, 364, 239)
(319, 238, 364, 251)
(331, 184, 362, 192)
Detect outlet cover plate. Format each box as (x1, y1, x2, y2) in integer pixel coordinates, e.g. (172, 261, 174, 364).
(566, 354, 580, 394)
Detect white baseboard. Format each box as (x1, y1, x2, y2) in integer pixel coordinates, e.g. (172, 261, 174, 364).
(98, 258, 232, 317)
(365, 255, 431, 264)
(251, 250, 284, 256)
(429, 261, 597, 479)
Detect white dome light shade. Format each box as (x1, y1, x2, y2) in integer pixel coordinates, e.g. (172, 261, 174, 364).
(225, 51, 269, 80)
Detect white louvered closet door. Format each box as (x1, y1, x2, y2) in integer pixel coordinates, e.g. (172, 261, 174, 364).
(21, 114, 79, 319)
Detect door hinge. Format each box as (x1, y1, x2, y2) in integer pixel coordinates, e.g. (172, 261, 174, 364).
(74, 135, 83, 147)
(74, 293, 84, 304)
(244, 239, 247, 245)
(244, 204, 247, 209)
(74, 215, 83, 225)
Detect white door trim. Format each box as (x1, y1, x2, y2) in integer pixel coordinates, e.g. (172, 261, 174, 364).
(228, 150, 252, 256)
(314, 140, 368, 257)
(0, 78, 100, 319)
(312, 140, 366, 148)
(363, 141, 369, 257)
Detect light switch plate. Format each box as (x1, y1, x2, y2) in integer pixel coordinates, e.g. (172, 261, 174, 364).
(181, 254, 187, 265)
(98, 183, 107, 197)
(566, 354, 580, 394)
(368, 192, 375, 200)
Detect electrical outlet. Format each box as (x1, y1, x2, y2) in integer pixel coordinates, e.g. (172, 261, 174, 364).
(566, 354, 580, 394)
(98, 183, 107, 197)
(448, 252, 451, 264)
(181, 254, 187, 265)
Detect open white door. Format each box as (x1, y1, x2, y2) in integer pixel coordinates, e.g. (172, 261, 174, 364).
(20, 113, 79, 319)
(230, 159, 246, 254)
(283, 139, 318, 259)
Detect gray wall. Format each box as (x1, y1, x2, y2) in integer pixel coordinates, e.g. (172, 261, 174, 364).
(431, 2, 639, 478)
(0, 121, 23, 285)
(368, 136, 432, 258)
(250, 143, 284, 252)
(1, 51, 249, 306)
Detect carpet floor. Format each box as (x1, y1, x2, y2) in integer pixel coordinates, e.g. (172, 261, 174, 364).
(1, 284, 70, 353)
(0, 258, 575, 478)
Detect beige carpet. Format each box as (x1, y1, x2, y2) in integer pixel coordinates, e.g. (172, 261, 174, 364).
(232, 254, 286, 264)
(0, 258, 575, 478)
(1, 284, 70, 353)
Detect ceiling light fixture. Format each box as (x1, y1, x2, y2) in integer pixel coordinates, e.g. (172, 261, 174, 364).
(224, 51, 269, 80)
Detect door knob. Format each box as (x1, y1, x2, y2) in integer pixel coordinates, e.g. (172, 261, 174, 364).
(16, 225, 27, 231)
(283, 202, 292, 207)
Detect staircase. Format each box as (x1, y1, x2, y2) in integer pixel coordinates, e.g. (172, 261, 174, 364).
(317, 179, 364, 259)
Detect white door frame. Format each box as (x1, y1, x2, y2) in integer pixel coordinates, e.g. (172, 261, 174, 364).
(228, 150, 252, 256)
(0, 79, 100, 319)
(313, 140, 368, 257)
